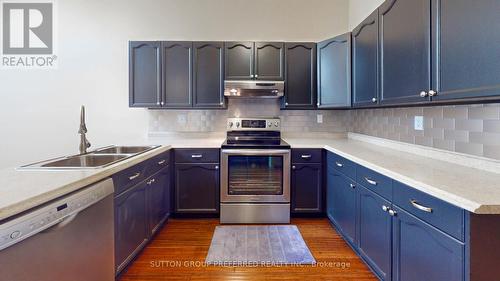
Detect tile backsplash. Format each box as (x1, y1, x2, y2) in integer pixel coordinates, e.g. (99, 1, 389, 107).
(148, 99, 348, 134)
(148, 99, 500, 161)
(348, 103, 500, 160)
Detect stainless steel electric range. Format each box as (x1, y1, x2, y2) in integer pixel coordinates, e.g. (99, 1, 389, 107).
(220, 117, 291, 224)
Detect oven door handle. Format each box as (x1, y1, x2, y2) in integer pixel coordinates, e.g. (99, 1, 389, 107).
(221, 149, 290, 156)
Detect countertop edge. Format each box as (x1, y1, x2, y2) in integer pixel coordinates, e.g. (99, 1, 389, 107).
(322, 145, 485, 214)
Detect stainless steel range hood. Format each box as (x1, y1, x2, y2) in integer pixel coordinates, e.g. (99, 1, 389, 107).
(224, 80, 284, 98)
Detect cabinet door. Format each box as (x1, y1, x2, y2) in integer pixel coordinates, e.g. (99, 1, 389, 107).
(254, 42, 284, 80)
(224, 42, 254, 80)
(392, 206, 464, 281)
(193, 42, 225, 108)
(283, 43, 316, 109)
(148, 167, 170, 236)
(175, 163, 219, 213)
(162, 41, 192, 108)
(291, 163, 322, 213)
(129, 41, 161, 108)
(327, 170, 356, 245)
(317, 33, 352, 108)
(431, 0, 500, 102)
(352, 10, 379, 107)
(115, 182, 148, 274)
(379, 0, 431, 105)
(357, 186, 392, 281)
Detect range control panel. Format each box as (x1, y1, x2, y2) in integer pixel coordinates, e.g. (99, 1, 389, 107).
(0, 179, 113, 251)
(227, 118, 281, 131)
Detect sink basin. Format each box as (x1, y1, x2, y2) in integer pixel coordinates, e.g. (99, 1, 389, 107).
(93, 146, 157, 154)
(18, 145, 161, 170)
(40, 154, 129, 168)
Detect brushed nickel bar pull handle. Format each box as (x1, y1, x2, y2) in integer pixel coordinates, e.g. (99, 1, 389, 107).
(364, 177, 377, 186)
(191, 154, 203, 158)
(301, 155, 312, 159)
(335, 162, 343, 167)
(156, 47, 162, 106)
(128, 172, 141, 180)
(158, 159, 166, 165)
(410, 200, 433, 213)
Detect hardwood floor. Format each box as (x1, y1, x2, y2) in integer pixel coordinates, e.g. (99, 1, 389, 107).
(119, 218, 377, 281)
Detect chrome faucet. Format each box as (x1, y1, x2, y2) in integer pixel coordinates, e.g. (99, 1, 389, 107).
(78, 105, 91, 154)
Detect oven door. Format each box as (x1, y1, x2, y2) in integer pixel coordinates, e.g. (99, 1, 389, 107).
(221, 149, 290, 203)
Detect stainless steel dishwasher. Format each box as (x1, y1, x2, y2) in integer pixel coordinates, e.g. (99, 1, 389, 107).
(0, 178, 115, 281)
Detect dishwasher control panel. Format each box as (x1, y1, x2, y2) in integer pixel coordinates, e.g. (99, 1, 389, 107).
(0, 178, 114, 251)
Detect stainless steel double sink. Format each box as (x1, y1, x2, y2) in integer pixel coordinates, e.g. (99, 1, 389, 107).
(19, 145, 160, 170)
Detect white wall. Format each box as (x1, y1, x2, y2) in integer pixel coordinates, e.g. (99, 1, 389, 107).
(0, 0, 349, 169)
(348, 0, 384, 29)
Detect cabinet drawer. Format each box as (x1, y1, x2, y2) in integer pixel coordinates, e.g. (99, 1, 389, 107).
(327, 152, 356, 180)
(113, 162, 147, 196)
(292, 149, 322, 163)
(145, 151, 171, 176)
(174, 149, 220, 163)
(356, 165, 392, 201)
(393, 181, 464, 241)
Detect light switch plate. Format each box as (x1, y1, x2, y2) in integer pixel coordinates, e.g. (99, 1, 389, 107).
(177, 114, 187, 124)
(414, 116, 424, 131)
(317, 114, 323, 124)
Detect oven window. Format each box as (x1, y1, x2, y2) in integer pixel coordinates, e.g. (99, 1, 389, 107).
(228, 155, 283, 195)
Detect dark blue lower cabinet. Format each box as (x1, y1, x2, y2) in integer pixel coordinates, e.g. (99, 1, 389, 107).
(357, 185, 392, 281)
(291, 163, 322, 213)
(114, 181, 148, 274)
(392, 206, 464, 281)
(148, 166, 170, 236)
(327, 170, 356, 245)
(175, 163, 220, 213)
(326, 170, 335, 223)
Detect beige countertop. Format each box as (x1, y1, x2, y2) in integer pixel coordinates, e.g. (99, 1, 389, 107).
(2, 133, 500, 222)
(284, 135, 500, 214)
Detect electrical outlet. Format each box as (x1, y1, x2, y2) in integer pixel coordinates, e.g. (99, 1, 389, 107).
(414, 116, 424, 131)
(317, 114, 323, 124)
(177, 114, 187, 124)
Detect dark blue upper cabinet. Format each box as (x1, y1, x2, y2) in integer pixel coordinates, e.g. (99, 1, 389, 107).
(431, 0, 500, 102)
(392, 206, 464, 281)
(129, 41, 162, 108)
(357, 186, 392, 281)
(162, 41, 193, 108)
(254, 42, 285, 80)
(283, 43, 317, 109)
(352, 9, 379, 107)
(317, 33, 352, 108)
(224, 42, 254, 80)
(379, 0, 432, 106)
(193, 42, 225, 109)
(327, 170, 357, 245)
